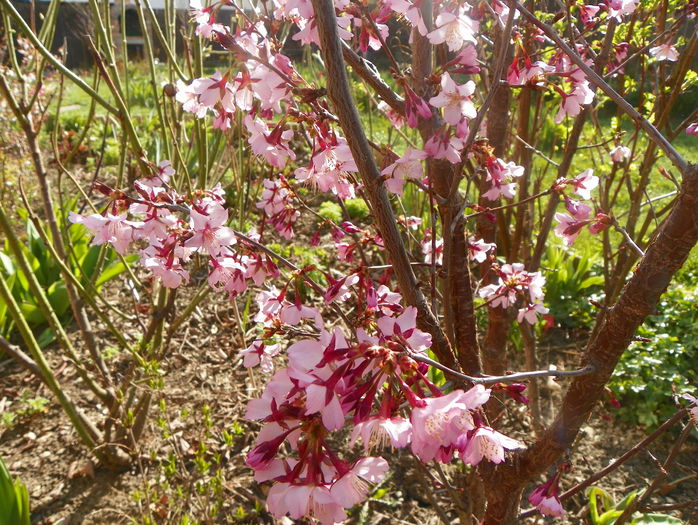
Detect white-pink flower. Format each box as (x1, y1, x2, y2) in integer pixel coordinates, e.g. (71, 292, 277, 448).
(376, 306, 432, 352)
(554, 212, 587, 246)
(427, 7, 478, 52)
(381, 148, 427, 196)
(68, 212, 141, 255)
(607, 0, 639, 22)
(267, 483, 346, 524)
(410, 386, 490, 462)
(569, 169, 599, 200)
(330, 457, 389, 508)
(517, 302, 549, 324)
(649, 43, 679, 62)
(240, 340, 281, 373)
(185, 201, 235, 256)
(555, 81, 595, 124)
(459, 426, 522, 465)
(429, 73, 476, 125)
(350, 417, 412, 452)
(609, 145, 631, 163)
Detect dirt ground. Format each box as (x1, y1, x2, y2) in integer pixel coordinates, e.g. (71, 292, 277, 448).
(1, 287, 697, 525)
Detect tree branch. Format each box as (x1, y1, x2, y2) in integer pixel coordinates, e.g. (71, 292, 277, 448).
(309, 0, 458, 371)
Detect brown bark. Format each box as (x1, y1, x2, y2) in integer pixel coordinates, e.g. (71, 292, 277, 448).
(410, 1, 483, 376)
(311, 0, 458, 371)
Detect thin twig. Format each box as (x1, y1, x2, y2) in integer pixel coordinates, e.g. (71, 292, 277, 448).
(518, 409, 688, 519)
(407, 350, 595, 385)
(611, 217, 645, 258)
(514, 1, 687, 173)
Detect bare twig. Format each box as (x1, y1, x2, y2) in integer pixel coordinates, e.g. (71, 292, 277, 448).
(407, 350, 595, 385)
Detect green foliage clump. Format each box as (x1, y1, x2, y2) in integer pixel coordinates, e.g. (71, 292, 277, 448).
(610, 279, 698, 427)
(318, 201, 343, 223)
(586, 486, 681, 525)
(0, 200, 135, 347)
(542, 245, 604, 328)
(344, 198, 370, 220)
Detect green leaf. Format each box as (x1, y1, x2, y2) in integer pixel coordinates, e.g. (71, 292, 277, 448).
(47, 281, 70, 318)
(0, 252, 14, 275)
(94, 254, 138, 287)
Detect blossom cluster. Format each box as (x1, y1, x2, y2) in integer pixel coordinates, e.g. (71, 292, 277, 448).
(245, 303, 522, 523)
(552, 169, 610, 247)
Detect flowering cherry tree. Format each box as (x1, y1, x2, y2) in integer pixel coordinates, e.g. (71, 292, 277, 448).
(3, 0, 698, 522)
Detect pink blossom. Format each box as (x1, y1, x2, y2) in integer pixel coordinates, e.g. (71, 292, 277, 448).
(429, 73, 476, 125)
(468, 237, 496, 263)
(376, 306, 432, 352)
(350, 417, 412, 452)
(421, 233, 444, 265)
(240, 340, 281, 373)
(295, 139, 358, 199)
(554, 212, 587, 246)
(686, 123, 698, 136)
(452, 44, 480, 74)
(424, 130, 465, 164)
(569, 169, 599, 200)
(580, 4, 600, 26)
(185, 201, 235, 256)
(68, 212, 141, 255)
(403, 84, 432, 128)
(649, 43, 679, 62)
(175, 80, 207, 117)
(267, 483, 347, 524)
(459, 426, 522, 465)
(555, 81, 595, 123)
(323, 273, 360, 304)
(142, 255, 190, 289)
(280, 302, 323, 328)
(607, 0, 639, 22)
(517, 302, 549, 324)
(331, 457, 389, 508)
(244, 115, 296, 169)
(483, 158, 524, 201)
(387, 0, 427, 36)
(286, 339, 325, 374)
(564, 196, 592, 220)
(377, 100, 405, 128)
(207, 255, 248, 294)
(193, 72, 236, 112)
(410, 386, 490, 462)
(248, 57, 291, 114)
(254, 286, 285, 324)
(610, 145, 631, 163)
(305, 383, 346, 430)
(529, 474, 564, 517)
(427, 8, 478, 52)
(381, 148, 427, 196)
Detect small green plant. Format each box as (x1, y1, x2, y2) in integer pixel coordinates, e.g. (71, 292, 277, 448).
(344, 198, 370, 220)
(0, 456, 30, 525)
(542, 245, 604, 328)
(0, 394, 50, 431)
(318, 201, 343, 223)
(0, 200, 136, 347)
(586, 486, 682, 524)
